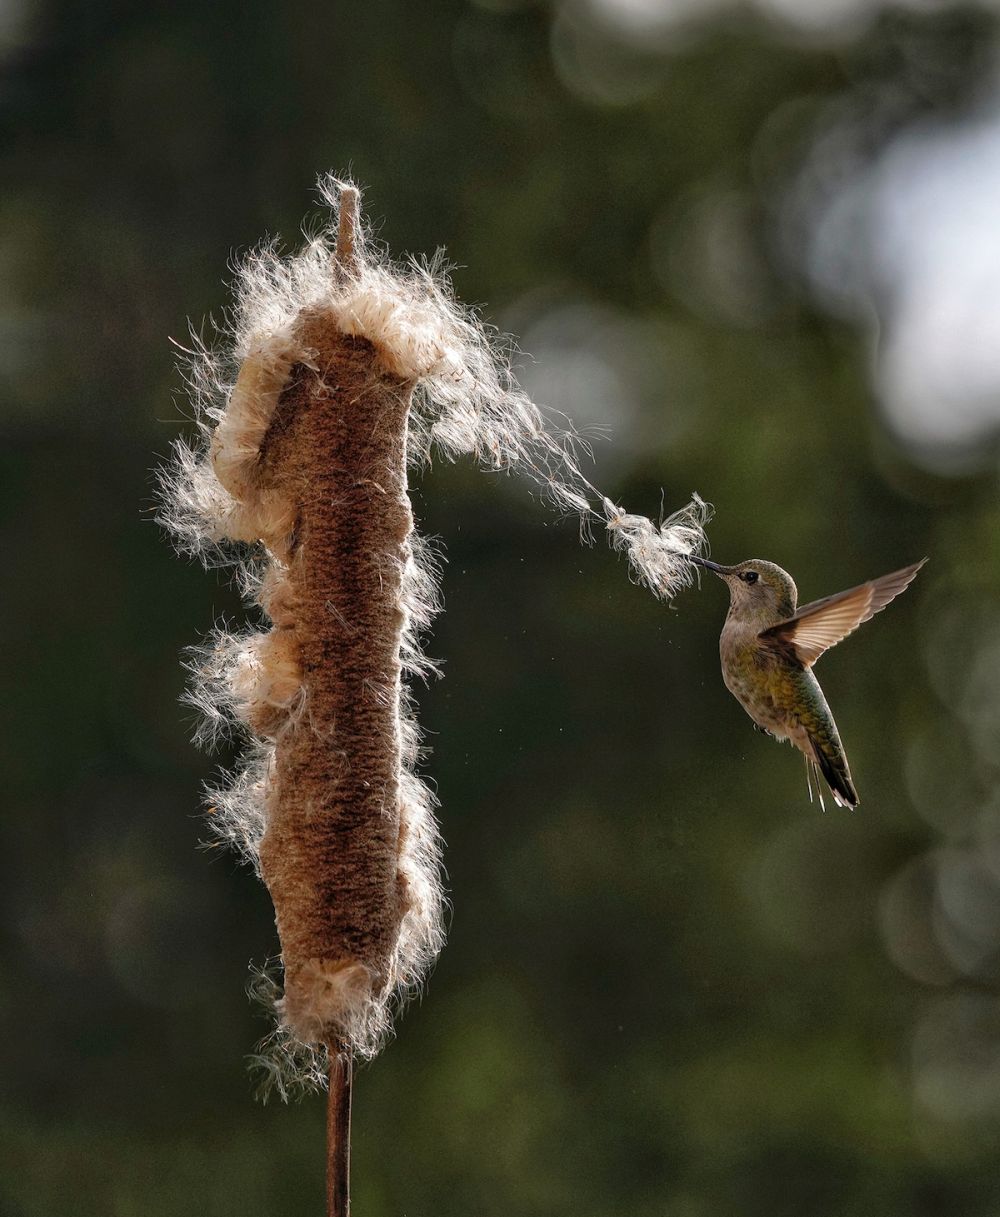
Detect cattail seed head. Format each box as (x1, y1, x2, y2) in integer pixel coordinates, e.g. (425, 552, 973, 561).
(160, 174, 708, 1089)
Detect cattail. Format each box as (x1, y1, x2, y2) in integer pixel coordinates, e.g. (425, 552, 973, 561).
(160, 175, 708, 1096)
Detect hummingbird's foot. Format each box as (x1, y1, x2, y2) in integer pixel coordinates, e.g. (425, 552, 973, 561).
(752, 722, 774, 739)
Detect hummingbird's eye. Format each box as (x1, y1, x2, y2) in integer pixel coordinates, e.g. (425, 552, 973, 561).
(743, 570, 759, 584)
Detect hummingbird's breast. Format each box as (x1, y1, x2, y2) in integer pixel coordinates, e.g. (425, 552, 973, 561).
(719, 621, 804, 739)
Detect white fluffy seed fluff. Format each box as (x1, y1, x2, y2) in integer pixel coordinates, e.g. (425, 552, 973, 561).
(159, 174, 708, 1094)
(604, 495, 712, 600)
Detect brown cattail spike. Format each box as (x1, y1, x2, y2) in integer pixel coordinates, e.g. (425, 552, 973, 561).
(159, 172, 708, 1090)
(255, 320, 415, 1045)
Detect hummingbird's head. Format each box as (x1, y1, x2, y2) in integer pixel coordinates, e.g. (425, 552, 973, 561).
(688, 556, 797, 621)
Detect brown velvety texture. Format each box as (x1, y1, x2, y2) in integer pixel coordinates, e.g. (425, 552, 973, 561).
(255, 313, 414, 1041)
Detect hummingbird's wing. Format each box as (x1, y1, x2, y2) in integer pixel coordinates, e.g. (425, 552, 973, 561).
(758, 559, 926, 668)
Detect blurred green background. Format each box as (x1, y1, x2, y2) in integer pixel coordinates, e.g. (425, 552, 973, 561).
(5, 0, 1000, 1213)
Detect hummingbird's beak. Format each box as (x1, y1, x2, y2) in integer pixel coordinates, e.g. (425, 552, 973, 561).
(688, 555, 732, 577)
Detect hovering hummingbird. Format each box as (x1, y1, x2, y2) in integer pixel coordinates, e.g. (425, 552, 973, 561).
(689, 555, 926, 808)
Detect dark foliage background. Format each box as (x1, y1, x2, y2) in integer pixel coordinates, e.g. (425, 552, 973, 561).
(4, 1, 1000, 1213)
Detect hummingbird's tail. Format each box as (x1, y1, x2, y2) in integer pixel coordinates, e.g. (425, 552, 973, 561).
(808, 733, 859, 809)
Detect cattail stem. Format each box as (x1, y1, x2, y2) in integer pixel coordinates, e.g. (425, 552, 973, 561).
(326, 1044, 353, 1217)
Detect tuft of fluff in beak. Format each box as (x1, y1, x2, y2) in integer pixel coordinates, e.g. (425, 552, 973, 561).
(604, 494, 713, 600)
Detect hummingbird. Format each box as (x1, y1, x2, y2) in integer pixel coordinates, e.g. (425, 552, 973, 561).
(689, 555, 926, 808)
